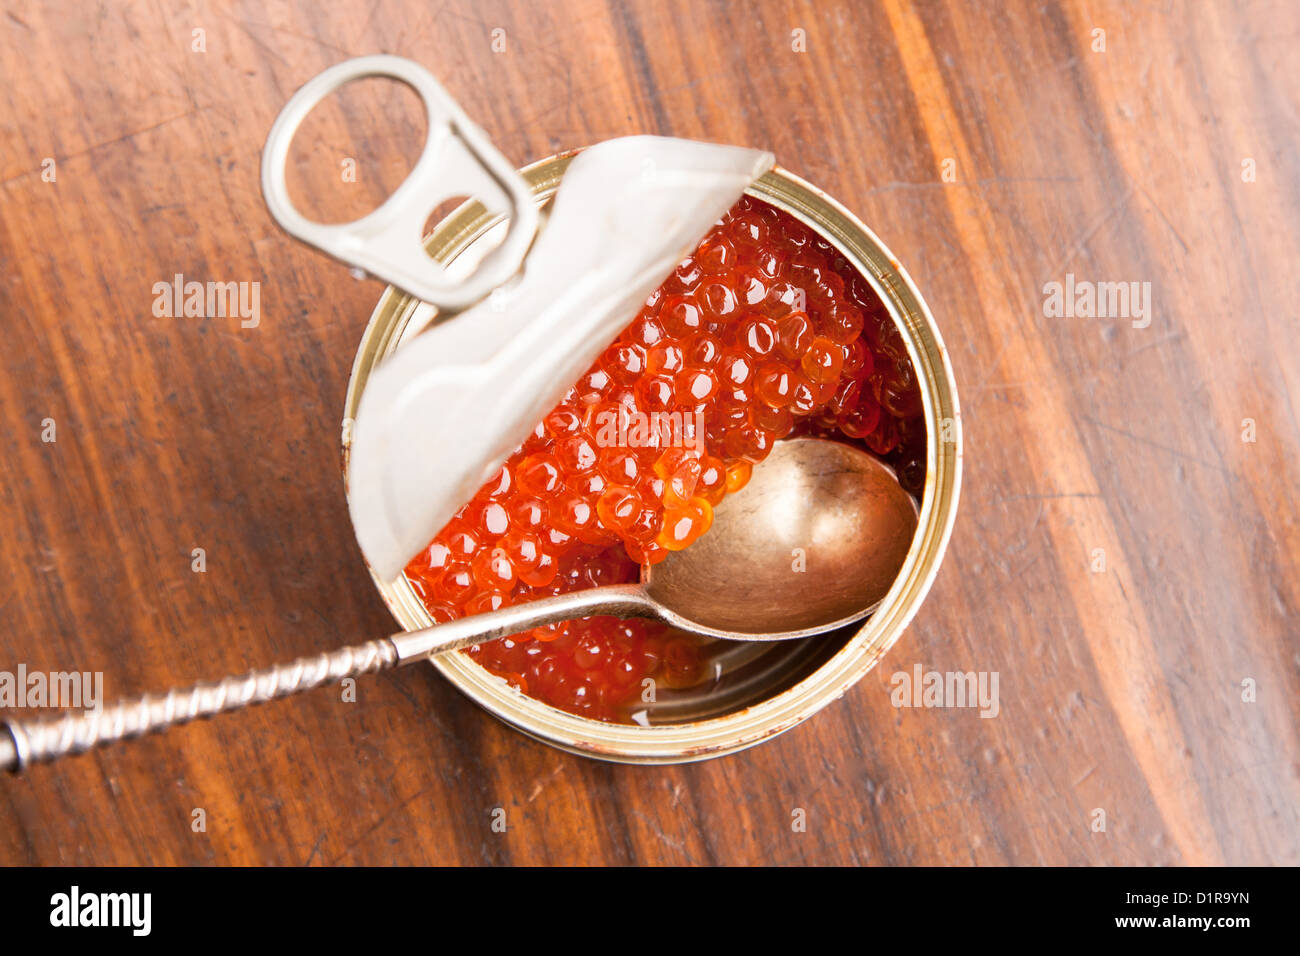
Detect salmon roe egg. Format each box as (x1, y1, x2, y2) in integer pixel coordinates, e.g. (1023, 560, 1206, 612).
(405, 194, 926, 723)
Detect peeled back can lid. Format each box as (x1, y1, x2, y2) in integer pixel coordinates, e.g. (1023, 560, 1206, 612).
(260, 55, 774, 581)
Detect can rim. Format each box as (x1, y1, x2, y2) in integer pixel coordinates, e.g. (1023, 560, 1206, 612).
(342, 153, 962, 764)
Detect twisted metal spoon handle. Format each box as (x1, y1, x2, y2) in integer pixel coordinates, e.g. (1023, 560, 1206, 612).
(0, 584, 655, 773)
(1, 637, 400, 772)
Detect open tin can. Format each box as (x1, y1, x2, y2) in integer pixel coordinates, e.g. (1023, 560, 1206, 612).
(342, 153, 962, 763)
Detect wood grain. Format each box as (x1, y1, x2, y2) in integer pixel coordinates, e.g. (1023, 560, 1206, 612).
(1, 0, 1296, 865)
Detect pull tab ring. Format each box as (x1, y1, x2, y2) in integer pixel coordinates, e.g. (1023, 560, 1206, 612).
(261, 55, 539, 311)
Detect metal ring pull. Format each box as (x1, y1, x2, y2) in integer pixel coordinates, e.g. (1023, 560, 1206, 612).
(260, 55, 539, 311)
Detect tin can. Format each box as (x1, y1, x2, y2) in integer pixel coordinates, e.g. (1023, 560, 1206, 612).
(342, 153, 962, 764)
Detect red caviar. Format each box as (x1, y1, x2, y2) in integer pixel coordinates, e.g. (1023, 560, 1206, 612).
(405, 195, 925, 722)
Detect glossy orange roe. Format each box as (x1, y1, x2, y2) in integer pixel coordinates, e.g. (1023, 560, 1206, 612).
(405, 195, 925, 722)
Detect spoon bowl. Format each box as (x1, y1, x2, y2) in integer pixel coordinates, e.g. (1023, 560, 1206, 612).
(645, 437, 919, 639)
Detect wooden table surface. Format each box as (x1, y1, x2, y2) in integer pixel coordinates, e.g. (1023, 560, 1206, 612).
(1, 0, 1296, 866)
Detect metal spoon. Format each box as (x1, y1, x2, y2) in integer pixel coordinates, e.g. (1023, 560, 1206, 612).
(0, 437, 917, 771)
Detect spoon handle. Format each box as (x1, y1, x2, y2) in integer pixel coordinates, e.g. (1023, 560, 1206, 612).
(1, 584, 654, 773)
